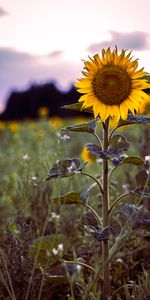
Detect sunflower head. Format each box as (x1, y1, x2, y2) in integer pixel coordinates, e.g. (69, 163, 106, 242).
(75, 47, 150, 123)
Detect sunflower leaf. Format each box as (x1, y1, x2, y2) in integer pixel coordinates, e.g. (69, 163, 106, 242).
(86, 143, 105, 158)
(118, 114, 150, 127)
(86, 143, 128, 159)
(62, 118, 98, 134)
(121, 156, 145, 166)
(50, 191, 83, 204)
(120, 203, 150, 230)
(84, 225, 115, 241)
(110, 134, 130, 150)
(45, 158, 85, 180)
(62, 102, 93, 113)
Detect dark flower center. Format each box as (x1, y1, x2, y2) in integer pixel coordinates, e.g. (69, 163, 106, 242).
(92, 65, 132, 105)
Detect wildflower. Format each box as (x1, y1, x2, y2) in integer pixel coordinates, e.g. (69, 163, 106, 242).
(0, 121, 5, 131)
(8, 122, 20, 133)
(145, 155, 150, 162)
(31, 176, 37, 181)
(50, 116, 63, 128)
(75, 47, 150, 123)
(56, 131, 70, 140)
(38, 106, 49, 118)
(22, 153, 30, 161)
(49, 212, 60, 221)
(52, 243, 64, 256)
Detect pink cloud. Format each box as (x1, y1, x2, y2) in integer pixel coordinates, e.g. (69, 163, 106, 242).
(0, 6, 9, 17)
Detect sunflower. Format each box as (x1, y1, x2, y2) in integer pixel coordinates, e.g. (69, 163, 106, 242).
(75, 47, 150, 123)
(81, 146, 95, 165)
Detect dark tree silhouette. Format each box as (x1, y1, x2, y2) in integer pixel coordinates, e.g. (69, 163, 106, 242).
(0, 82, 87, 120)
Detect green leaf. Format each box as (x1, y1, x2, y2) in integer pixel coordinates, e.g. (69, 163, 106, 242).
(120, 203, 150, 230)
(121, 156, 145, 166)
(62, 118, 98, 134)
(46, 158, 85, 180)
(110, 134, 130, 150)
(118, 114, 150, 128)
(84, 225, 115, 241)
(62, 102, 93, 113)
(51, 191, 82, 204)
(86, 143, 103, 158)
(86, 142, 128, 160)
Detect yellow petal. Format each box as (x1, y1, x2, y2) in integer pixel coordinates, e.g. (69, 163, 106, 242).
(78, 94, 88, 103)
(120, 102, 128, 120)
(99, 102, 109, 121)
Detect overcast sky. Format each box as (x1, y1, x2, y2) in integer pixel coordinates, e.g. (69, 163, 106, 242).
(0, 0, 150, 111)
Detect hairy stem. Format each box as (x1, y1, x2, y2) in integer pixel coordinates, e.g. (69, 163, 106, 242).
(102, 118, 110, 299)
(81, 171, 103, 195)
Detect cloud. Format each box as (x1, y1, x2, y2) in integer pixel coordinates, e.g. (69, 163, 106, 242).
(87, 30, 150, 53)
(47, 50, 63, 58)
(0, 47, 80, 109)
(0, 6, 9, 17)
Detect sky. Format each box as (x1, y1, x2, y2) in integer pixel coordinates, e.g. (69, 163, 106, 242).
(0, 0, 150, 111)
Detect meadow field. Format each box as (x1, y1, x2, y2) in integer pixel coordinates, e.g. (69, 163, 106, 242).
(0, 115, 150, 300)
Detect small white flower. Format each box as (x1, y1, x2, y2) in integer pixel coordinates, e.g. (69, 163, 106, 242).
(145, 155, 150, 162)
(32, 176, 37, 181)
(56, 131, 70, 141)
(76, 264, 81, 272)
(62, 134, 70, 141)
(22, 153, 30, 161)
(50, 212, 60, 221)
(116, 258, 123, 264)
(52, 248, 58, 256)
(52, 244, 64, 256)
(58, 243, 63, 251)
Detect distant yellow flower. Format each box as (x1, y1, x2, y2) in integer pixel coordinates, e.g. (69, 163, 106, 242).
(8, 122, 20, 133)
(50, 116, 63, 128)
(38, 106, 49, 118)
(81, 146, 95, 165)
(75, 47, 150, 123)
(0, 121, 5, 131)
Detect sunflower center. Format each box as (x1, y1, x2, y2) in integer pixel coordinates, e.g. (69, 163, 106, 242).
(92, 65, 132, 105)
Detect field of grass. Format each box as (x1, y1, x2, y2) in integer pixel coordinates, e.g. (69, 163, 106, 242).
(0, 116, 150, 300)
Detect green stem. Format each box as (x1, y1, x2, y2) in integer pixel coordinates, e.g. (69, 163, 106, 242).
(84, 203, 102, 225)
(92, 132, 103, 149)
(109, 165, 119, 182)
(108, 125, 118, 144)
(81, 171, 103, 195)
(102, 118, 110, 299)
(63, 260, 96, 274)
(108, 192, 130, 215)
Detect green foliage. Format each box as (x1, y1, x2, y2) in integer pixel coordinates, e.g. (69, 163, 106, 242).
(50, 191, 82, 204)
(46, 158, 87, 180)
(0, 117, 150, 299)
(62, 118, 98, 133)
(62, 101, 93, 113)
(118, 113, 150, 127)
